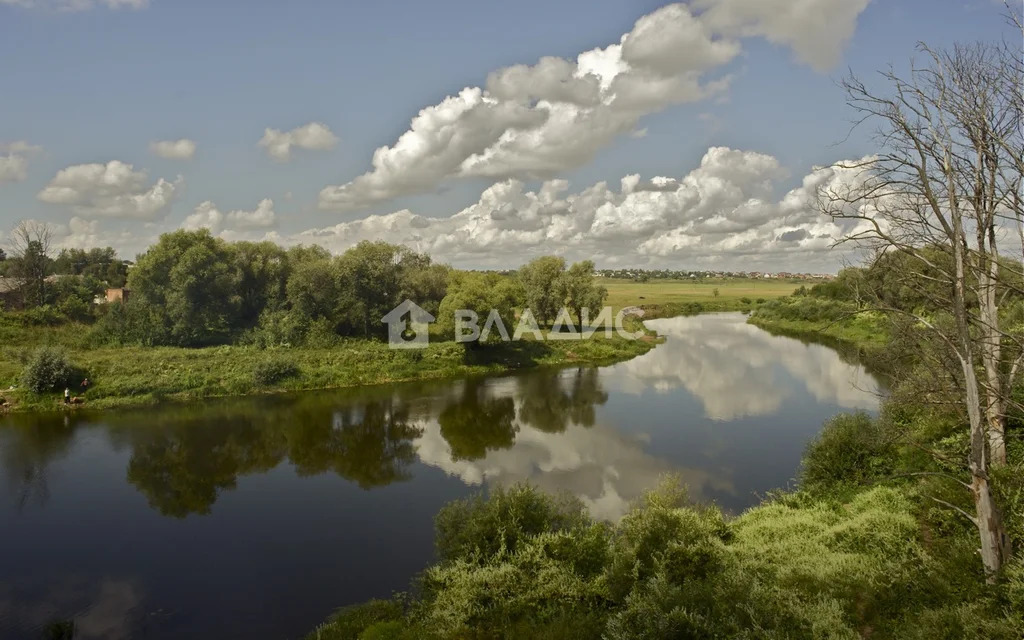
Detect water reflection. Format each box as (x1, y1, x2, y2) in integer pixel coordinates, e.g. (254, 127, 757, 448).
(0, 313, 881, 640)
(620, 313, 880, 419)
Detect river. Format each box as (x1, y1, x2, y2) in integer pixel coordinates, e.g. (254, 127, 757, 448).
(0, 313, 880, 640)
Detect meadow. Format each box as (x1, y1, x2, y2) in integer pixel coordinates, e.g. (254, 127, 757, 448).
(602, 277, 801, 316)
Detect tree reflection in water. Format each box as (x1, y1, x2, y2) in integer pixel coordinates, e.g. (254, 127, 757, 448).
(0, 366, 614, 519)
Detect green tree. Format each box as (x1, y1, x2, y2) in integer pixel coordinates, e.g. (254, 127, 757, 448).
(437, 272, 524, 344)
(234, 241, 289, 327)
(517, 256, 566, 326)
(128, 229, 241, 346)
(286, 257, 342, 324)
(560, 260, 607, 331)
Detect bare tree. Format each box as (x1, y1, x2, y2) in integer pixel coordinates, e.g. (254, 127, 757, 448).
(8, 220, 54, 308)
(819, 38, 1021, 579)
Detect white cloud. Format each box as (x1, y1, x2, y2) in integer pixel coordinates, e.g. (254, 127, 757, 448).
(259, 122, 338, 162)
(319, 1, 868, 211)
(37, 160, 181, 220)
(692, 0, 872, 72)
(182, 198, 277, 236)
(303, 147, 873, 271)
(1, 0, 147, 10)
(149, 139, 197, 160)
(0, 141, 42, 184)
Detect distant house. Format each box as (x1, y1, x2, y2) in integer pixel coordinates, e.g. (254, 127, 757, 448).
(104, 288, 130, 304)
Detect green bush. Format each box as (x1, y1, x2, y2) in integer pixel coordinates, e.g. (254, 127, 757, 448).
(90, 299, 170, 346)
(20, 305, 64, 327)
(740, 297, 752, 304)
(800, 413, 897, 494)
(252, 358, 300, 386)
(434, 484, 590, 564)
(22, 346, 77, 393)
(244, 309, 310, 348)
(306, 599, 405, 640)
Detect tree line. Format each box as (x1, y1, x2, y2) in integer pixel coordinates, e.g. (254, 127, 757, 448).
(4, 224, 607, 348)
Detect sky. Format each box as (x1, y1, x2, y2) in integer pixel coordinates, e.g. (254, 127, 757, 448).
(0, 0, 1016, 272)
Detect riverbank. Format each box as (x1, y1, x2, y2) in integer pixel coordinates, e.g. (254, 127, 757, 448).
(0, 331, 660, 413)
(745, 297, 891, 370)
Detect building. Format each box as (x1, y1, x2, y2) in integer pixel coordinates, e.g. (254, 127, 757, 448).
(104, 288, 130, 303)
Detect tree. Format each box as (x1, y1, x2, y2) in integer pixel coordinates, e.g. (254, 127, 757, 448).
(234, 241, 289, 327)
(128, 229, 241, 346)
(437, 272, 524, 345)
(560, 260, 608, 331)
(286, 256, 342, 325)
(337, 241, 416, 338)
(8, 220, 53, 308)
(820, 37, 1021, 578)
(518, 256, 566, 326)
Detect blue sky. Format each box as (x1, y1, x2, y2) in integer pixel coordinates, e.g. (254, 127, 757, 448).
(0, 0, 1016, 270)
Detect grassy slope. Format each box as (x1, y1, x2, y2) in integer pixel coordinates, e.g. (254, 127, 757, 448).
(0, 326, 658, 413)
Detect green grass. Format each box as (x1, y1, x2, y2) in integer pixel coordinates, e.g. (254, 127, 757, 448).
(0, 328, 659, 413)
(603, 278, 800, 317)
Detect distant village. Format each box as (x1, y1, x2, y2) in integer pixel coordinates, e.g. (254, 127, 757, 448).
(594, 269, 836, 281)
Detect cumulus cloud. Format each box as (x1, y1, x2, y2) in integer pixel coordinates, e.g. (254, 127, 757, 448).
(182, 198, 278, 236)
(259, 122, 338, 162)
(319, 1, 867, 211)
(303, 146, 874, 270)
(692, 0, 872, 72)
(0, 141, 42, 184)
(1, 0, 147, 10)
(149, 139, 197, 160)
(37, 160, 181, 220)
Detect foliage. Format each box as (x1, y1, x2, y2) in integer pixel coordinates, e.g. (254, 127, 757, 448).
(437, 272, 525, 344)
(310, 478, 1024, 639)
(800, 412, 898, 494)
(21, 346, 77, 394)
(252, 358, 300, 386)
(561, 260, 607, 330)
(129, 230, 242, 347)
(434, 484, 590, 564)
(518, 256, 567, 326)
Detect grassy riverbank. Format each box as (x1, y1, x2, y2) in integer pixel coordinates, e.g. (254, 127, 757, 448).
(747, 297, 889, 350)
(0, 325, 659, 413)
(0, 277, 801, 415)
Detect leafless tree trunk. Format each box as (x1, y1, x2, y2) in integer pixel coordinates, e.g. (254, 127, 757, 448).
(8, 220, 54, 308)
(820, 38, 1020, 579)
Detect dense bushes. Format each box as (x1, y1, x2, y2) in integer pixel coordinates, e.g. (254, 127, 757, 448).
(309, 478, 1021, 640)
(252, 358, 300, 386)
(800, 412, 898, 493)
(21, 346, 77, 393)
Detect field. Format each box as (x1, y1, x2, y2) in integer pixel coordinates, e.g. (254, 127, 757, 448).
(602, 277, 802, 314)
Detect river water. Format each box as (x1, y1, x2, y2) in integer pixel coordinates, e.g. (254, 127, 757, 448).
(0, 313, 880, 639)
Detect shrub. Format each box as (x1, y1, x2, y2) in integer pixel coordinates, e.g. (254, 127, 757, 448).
(740, 297, 752, 305)
(20, 305, 64, 327)
(244, 309, 310, 348)
(434, 484, 589, 564)
(22, 346, 77, 393)
(800, 413, 897, 493)
(306, 599, 406, 640)
(90, 299, 170, 346)
(252, 358, 300, 386)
